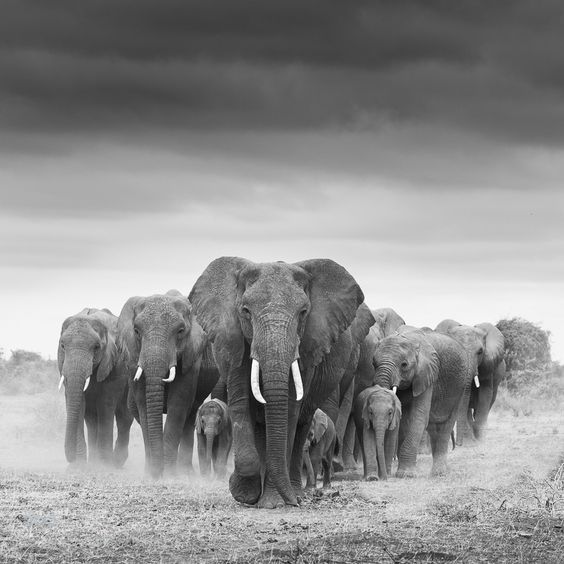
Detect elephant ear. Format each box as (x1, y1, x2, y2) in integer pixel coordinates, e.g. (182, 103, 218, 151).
(389, 392, 402, 431)
(410, 332, 440, 397)
(182, 312, 207, 372)
(89, 309, 118, 382)
(372, 308, 406, 338)
(117, 296, 143, 368)
(312, 409, 329, 443)
(476, 322, 505, 367)
(350, 303, 376, 347)
(189, 257, 253, 370)
(295, 259, 364, 367)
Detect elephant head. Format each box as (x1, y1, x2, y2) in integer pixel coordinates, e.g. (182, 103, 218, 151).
(372, 328, 439, 396)
(195, 399, 229, 475)
(307, 408, 330, 447)
(117, 290, 206, 478)
(58, 308, 118, 463)
(189, 257, 364, 506)
(361, 385, 401, 480)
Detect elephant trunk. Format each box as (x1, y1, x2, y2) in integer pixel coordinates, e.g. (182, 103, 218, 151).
(373, 361, 401, 392)
(204, 431, 215, 473)
(374, 420, 388, 480)
(141, 347, 169, 479)
(63, 352, 93, 463)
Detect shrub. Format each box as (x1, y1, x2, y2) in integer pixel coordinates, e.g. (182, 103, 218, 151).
(0, 350, 59, 395)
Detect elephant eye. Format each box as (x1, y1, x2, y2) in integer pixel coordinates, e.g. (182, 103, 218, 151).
(477, 347, 484, 355)
(60, 343, 65, 351)
(401, 361, 408, 369)
(134, 326, 141, 339)
(178, 326, 186, 337)
(241, 306, 251, 319)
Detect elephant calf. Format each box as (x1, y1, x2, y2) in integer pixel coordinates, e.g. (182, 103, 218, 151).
(195, 399, 232, 479)
(303, 409, 336, 489)
(353, 385, 401, 481)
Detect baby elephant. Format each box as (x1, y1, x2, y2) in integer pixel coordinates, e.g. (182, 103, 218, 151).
(303, 408, 336, 489)
(195, 399, 232, 479)
(353, 385, 401, 481)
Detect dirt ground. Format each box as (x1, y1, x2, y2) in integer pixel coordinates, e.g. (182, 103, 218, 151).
(1, 393, 564, 563)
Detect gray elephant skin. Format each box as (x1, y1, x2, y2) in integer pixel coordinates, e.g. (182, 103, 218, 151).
(303, 408, 336, 489)
(353, 385, 401, 481)
(58, 308, 132, 467)
(372, 326, 469, 477)
(435, 319, 505, 444)
(117, 290, 219, 478)
(189, 257, 372, 508)
(195, 398, 232, 479)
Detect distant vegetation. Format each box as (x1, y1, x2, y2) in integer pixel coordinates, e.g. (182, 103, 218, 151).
(0, 348, 58, 395)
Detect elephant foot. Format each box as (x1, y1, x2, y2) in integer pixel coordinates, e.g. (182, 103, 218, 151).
(431, 461, 448, 478)
(365, 473, 379, 482)
(395, 467, 416, 479)
(256, 488, 286, 509)
(229, 472, 262, 506)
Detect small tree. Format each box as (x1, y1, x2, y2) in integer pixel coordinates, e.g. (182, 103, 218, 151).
(9, 349, 43, 365)
(496, 318, 551, 372)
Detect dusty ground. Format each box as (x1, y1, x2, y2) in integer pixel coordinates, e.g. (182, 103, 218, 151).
(1, 393, 564, 563)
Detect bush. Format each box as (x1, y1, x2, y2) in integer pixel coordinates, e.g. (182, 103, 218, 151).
(496, 318, 552, 373)
(0, 350, 59, 395)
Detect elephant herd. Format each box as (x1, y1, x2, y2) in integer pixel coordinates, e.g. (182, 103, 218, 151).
(56, 256, 506, 509)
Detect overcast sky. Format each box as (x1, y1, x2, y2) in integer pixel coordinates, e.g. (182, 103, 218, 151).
(1, 1, 563, 362)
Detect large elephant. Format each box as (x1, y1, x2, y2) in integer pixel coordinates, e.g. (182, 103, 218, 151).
(353, 384, 401, 481)
(58, 308, 132, 467)
(334, 307, 406, 470)
(189, 257, 370, 508)
(435, 319, 505, 444)
(117, 290, 219, 478)
(372, 327, 469, 477)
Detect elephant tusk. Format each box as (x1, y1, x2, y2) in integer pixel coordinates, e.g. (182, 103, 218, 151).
(392, 386, 397, 395)
(474, 375, 480, 388)
(134, 366, 143, 381)
(58, 375, 65, 391)
(83, 377, 90, 392)
(291, 360, 303, 401)
(162, 366, 176, 383)
(250, 359, 266, 404)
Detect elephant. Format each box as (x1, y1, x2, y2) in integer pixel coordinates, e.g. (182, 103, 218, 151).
(195, 398, 232, 479)
(353, 385, 401, 481)
(189, 257, 371, 508)
(435, 319, 505, 444)
(303, 408, 336, 489)
(117, 290, 219, 478)
(58, 308, 132, 467)
(372, 327, 469, 477)
(334, 307, 406, 471)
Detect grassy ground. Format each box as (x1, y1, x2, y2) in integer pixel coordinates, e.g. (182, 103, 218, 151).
(1, 393, 564, 563)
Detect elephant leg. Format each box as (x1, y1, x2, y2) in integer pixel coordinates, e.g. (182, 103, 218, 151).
(362, 426, 379, 481)
(196, 433, 210, 476)
(228, 361, 262, 506)
(333, 378, 355, 472)
(303, 449, 316, 488)
(341, 415, 357, 471)
(455, 378, 473, 446)
(214, 431, 231, 479)
(322, 440, 334, 488)
(396, 391, 432, 478)
(84, 402, 97, 465)
(384, 426, 399, 477)
(178, 410, 196, 474)
(96, 401, 115, 466)
(289, 406, 315, 499)
(114, 401, 132, 469)
(427, 415, 456, 477)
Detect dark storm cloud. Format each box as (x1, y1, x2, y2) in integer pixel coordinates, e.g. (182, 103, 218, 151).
(1, 1, 564, 144)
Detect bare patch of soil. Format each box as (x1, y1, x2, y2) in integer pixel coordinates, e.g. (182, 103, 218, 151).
(1, 393, 564, 563)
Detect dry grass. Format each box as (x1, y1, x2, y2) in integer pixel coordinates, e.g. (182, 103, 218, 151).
(1, 393, 564, 563)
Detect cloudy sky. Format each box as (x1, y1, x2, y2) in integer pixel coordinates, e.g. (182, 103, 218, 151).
(1, 1, 563, 362)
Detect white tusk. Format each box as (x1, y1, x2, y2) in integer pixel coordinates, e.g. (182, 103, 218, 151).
(134, 366, 143, 381)
(58, 375, 65, 391)
(392, 386, 397, 395)
(162, 366, 176, 383)
(250, 359, 266, 404)
(83, 377, 90, 392)
(291, 360, 303, 401)
(474, 375, 480, 388)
